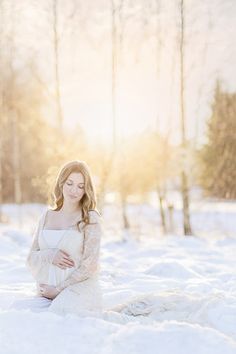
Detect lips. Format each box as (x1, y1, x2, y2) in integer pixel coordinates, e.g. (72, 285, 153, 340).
(69, 194, 78, 199)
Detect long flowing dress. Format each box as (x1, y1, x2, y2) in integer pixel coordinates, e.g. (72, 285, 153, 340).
(10, 209, 158, 324)
(17, 208, 103, 316)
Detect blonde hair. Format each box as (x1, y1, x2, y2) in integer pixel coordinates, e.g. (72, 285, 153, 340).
(51, 160, 99, 230)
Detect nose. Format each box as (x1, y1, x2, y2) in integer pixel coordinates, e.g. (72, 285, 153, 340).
(70, 186, 77, 194)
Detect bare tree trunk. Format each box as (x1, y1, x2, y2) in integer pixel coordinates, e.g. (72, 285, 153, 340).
(121, 195, 129, 230)
(8, 1, 21, 205)
(0, 96, 3, 221)
(167, 203, 174, 233)
(8, 1, 22, 227)
(0, 0, 4, 220)
(120, 189, 131, 242)
(52, 0, 63, 133)
(12, 111, 22, 206)
(97, 0, 118, 211)
(157, 189, 167, 234)
(111, 0, 117, 153)
(155, 1, 168, 235)
(180, 0, 192, 235)
(193, 8, 211, 148)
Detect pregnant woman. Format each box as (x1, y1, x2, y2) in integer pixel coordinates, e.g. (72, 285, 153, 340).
(11, 160, 159, 323)
(16, 160, 103, 316)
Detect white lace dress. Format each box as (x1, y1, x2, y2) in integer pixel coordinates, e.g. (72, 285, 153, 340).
(22, 208, 103, 316)
(11, 209, 159, 323)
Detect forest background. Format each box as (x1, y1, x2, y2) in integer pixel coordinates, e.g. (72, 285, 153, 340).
(0, 0, 235, 238)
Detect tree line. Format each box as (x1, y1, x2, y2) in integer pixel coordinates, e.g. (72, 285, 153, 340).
(0, 0, 235, 235)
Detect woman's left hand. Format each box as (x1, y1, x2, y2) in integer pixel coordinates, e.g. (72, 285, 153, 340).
(39, 284, 60, 299)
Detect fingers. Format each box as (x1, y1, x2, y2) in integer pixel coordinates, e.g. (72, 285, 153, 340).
(58, 260, 74, 268)
(58, 263, 66, 269)
(60, 250, 74, 261)
(60, 250, 70, 257)
(59, 250, 74, 263)
(62, 257, 75, 266)
(55, 250, 75, 268)
(58, 262, 72, 269)
(39, 286, 46, 296)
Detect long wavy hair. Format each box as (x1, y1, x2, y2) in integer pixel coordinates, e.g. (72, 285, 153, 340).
(51, 160, 99, 231)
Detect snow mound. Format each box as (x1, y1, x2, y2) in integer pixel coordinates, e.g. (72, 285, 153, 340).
(104, 321, 236, 354)
(145, 261, 202, 279)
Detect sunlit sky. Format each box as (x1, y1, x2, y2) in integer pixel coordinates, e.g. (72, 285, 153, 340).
(3, 0, 236, 145)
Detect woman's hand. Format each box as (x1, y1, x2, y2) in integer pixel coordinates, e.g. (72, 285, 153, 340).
(39, 284, 60, 299)
(52, 249, 75, 269)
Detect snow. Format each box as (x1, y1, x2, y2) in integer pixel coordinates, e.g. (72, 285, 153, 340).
(0, 202, 236, 354)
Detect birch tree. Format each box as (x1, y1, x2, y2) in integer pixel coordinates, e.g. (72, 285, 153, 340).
(179, 0, 192, 235)
(52, 0, 63, 133)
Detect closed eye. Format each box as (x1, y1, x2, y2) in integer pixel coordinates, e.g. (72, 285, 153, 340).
(66, 182, 84, 189)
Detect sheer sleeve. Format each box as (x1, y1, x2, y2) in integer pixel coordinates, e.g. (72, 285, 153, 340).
(26, 209, 58, 280)
(56, 210, 102, 292)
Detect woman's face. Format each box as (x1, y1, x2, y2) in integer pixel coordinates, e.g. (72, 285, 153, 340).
(62, 172, 85, 204)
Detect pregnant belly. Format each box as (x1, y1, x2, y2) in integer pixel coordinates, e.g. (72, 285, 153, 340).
(47, 264, 76, 287)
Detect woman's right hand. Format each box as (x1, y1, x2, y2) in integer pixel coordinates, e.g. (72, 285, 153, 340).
(52, 249, 75, 269)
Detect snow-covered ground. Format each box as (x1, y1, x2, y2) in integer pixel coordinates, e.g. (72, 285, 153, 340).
(0, 202, 236, 354)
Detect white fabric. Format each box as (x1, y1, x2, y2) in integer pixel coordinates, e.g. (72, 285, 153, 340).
(39, 229, 81, 287)
(23, 209, 103, 316)
(10, 296, 52, 313)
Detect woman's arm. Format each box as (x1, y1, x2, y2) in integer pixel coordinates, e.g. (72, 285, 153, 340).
(55, 210, 102, 292)
(26, 210, 58, 279)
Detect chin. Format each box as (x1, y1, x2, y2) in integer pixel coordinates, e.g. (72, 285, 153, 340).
(69, 199, 79, 203)
(68, 197, 80, 203)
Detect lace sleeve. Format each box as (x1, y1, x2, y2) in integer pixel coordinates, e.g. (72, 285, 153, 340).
(26, 209, 58, 280)
(56, 210, 102, 291)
